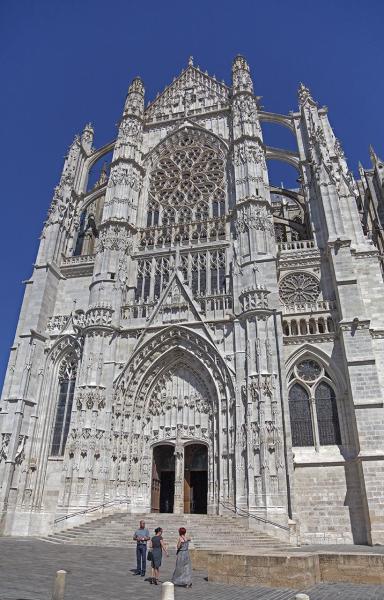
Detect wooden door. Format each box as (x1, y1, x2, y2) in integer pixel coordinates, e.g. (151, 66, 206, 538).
(151, 457, 160, 512)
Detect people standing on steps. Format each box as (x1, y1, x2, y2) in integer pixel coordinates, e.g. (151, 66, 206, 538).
(149, 527, 168, 585)
(133, 520, 150, 577)
(171, 527, 192, 588)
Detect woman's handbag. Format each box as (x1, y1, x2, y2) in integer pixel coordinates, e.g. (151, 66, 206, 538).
(147, 550, 153, 562)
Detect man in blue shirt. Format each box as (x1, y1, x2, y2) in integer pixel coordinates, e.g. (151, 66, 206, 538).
(133, 520, 150, 577)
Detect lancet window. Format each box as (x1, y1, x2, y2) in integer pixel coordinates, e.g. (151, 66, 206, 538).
(50, 354, 78, 456)
(288, 359, 341, 448)
(73, 193, 105, 256)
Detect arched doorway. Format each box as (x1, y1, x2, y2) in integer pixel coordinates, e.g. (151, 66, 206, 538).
(151, 444, 175, 513)
(184, 443, 208, 514)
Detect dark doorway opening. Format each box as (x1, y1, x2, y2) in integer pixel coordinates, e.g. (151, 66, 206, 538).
(151, 444, 175, 513)
(160, 472, 175, 513)
(184, 444, 208, 514)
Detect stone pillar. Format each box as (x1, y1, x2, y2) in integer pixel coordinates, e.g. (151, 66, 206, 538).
(230, 55, 289, 523)
(173, 444, 184, 514)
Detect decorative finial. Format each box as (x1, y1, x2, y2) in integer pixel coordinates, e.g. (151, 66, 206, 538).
(81, 122, 94, 152)
(369, 144, 377, 162)
(128, 76, 145, 95)
(188, 56, 194, 67)
(298, 82, 315, 106)
(232, 55, 253, 93)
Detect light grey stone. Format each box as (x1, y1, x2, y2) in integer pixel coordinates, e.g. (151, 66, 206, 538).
(1, 57, 384, 547)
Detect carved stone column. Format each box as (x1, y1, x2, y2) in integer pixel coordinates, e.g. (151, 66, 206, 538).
(173, 443, 184, 514)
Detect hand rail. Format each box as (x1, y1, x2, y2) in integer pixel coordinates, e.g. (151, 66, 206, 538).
(219, 500, 290, 532)
(54, 497, 130, 524)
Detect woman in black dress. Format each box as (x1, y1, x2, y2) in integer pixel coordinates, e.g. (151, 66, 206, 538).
(149, 527, 168, 585)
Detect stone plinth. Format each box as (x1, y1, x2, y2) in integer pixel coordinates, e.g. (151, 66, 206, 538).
(193, 549, 384, 589)
(207, 552, 320, 589)
(318, 552, 384, 584)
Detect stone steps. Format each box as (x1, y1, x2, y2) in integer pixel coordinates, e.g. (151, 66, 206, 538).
(40, 511, 290, 550)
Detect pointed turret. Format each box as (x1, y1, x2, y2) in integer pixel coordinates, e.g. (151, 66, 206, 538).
(232, 55, 253, 95)
(81, 122, 94, 154)
(298, 82, 317, 107)
(369, 145, 384, 185)
(124, 76, 145, 117)
(369, 144, 377, 162)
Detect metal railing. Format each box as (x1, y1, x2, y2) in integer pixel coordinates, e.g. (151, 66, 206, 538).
(54, 497, 130, 524)
(219, 500, 290, 532)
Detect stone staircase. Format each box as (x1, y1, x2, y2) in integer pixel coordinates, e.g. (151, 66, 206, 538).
(40, 512, 291, 551)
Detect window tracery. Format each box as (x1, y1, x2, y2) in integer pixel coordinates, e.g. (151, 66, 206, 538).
(279, 272, 320, 305)
(134, 249, 227, 303)
(288, 359, 341, 448)
(51, 354, 77, 456)
(149, 131, 226, 224)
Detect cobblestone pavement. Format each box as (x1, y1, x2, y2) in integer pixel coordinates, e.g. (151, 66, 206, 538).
(0, 539, 384, 600)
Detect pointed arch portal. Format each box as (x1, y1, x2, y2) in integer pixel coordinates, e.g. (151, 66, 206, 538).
(114, 325, 235, 514)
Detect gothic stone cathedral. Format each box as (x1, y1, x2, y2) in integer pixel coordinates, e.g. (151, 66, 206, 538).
(1, 56, 384, 545)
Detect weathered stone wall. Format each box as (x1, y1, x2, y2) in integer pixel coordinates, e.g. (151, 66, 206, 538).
(293, 463, 368, 544)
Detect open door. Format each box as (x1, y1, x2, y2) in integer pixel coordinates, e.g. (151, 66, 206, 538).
(184, 444, 208, 514)
(151, 444, 175, 513)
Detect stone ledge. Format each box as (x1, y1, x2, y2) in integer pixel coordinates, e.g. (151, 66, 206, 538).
(190, 549, 384, 589)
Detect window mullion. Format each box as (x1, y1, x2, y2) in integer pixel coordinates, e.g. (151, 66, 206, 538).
(59, 379, 71, 455)
(311, 395, 321, 451)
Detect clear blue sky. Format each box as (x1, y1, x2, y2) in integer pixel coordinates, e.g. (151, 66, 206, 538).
(1, 0, 383, 389)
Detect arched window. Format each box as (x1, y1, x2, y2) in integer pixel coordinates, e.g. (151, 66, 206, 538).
(289, 358, 342, 449)
(51, 355, 77, 456)
(315, 382, 341, 445)
(147, 201, 159, 227)
(288, 383, 314, 447)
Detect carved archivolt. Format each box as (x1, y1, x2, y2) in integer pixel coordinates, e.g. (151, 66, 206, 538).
(114, 327, 234, 416)
(147, 362, 211, 417)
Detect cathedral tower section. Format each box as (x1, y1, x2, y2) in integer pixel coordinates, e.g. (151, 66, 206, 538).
(1, 56, 384, 546)
(230, 57, 289, 522)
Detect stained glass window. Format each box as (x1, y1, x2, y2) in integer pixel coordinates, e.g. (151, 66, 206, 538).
(288, 383, 314, 447)
(315, 382, 341, 445)
(50, 357, 77, 456)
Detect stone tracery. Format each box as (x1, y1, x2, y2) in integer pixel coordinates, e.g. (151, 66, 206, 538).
(149, 130, 226, 222)
(279, 272, 320, 305)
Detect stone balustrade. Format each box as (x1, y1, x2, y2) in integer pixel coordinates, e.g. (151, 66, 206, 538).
(195, 291, 232, 316)
(282, 300, 337, 315)
(61, 254, 95, 266)
(138, 216, 227, 250)
(278, 239, 316, 252)
(121, 291, 232, 322)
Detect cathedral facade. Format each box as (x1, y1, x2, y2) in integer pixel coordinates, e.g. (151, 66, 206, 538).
(1, 57, 384, 545)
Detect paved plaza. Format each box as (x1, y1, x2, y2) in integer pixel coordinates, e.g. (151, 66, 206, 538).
(0, 538, 384, 600)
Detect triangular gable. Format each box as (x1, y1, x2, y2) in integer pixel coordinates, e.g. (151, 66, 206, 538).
(132, 270, 217, 350)
(145, 64, 230, 123)
(147, 270, 204, 327)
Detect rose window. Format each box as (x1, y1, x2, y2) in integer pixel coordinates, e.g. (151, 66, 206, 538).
(295, 359, 322, 382)
(279, 272, 320, 305)
(149, 132, 225, 210)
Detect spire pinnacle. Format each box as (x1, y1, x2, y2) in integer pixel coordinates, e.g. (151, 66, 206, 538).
(298, 82, 315, 106)
(188, 56, 194, 67)
(232, 55, 253, 94)
(124, 76, 145, 116)
(128, 76, 144, 96)
(81, 122, 94, 153)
